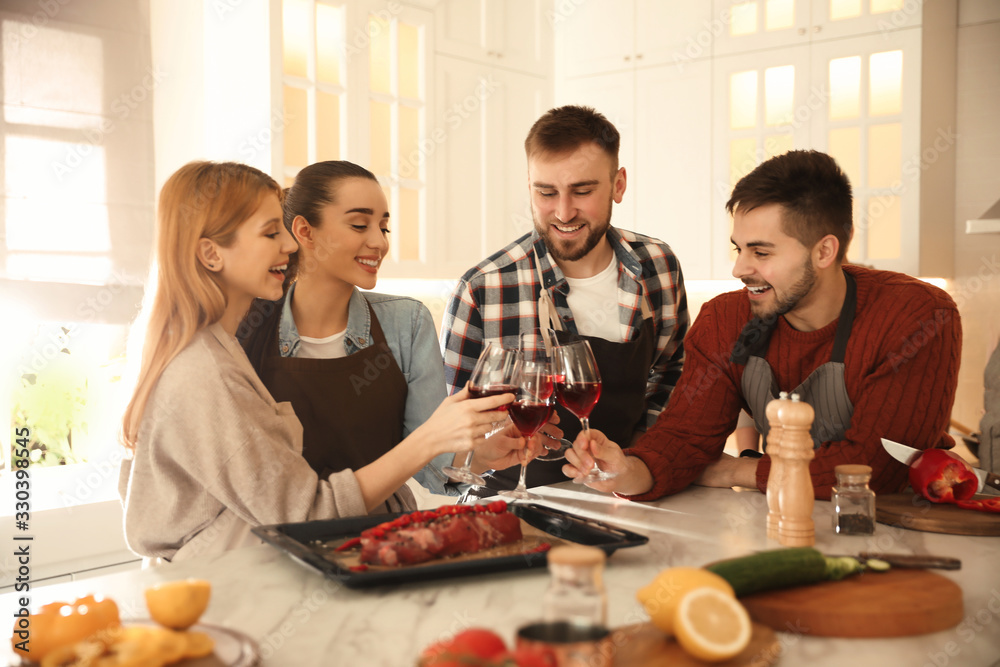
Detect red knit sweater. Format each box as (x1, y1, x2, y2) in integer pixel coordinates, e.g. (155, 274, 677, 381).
(625, 265, 962, 501)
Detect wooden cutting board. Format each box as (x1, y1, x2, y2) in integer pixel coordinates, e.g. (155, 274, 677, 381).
(876, 492, 1000, 536)
(739, 568, 963, 637)
(610, 622, 779, 666)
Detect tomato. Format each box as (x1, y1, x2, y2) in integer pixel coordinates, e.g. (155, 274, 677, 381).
(506, 647, 557, 667)
(420, 628, 508, 663)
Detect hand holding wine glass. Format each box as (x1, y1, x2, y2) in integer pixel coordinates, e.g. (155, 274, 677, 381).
(500, 331, 556, 500)
(442, 342, 516, 485)
(553, 339, 617, 483)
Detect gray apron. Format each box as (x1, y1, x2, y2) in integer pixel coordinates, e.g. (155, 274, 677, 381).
(735, 271, 857, 449)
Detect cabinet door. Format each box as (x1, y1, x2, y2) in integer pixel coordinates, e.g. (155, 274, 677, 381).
(808, 30, 921, 274)
(712, 0, 812, 56)
(487, 68, 550, 249)
(556, 0, 635, 77)
(434, 0, 488, 62)
(430, 57, 550, 278)
(712, 45, 811, 277)
(489, 0, 552, 74)
(634, 0, 716, 69)
(810, 0, 923, 42)
(557, 71, 637, 232)
(635, 62, 714, 279)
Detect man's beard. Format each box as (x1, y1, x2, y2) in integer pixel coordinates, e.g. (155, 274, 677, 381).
(534, 199, 613, 263)
(747, 257, 817, 320)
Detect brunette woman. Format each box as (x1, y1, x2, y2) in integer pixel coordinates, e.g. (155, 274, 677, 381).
(239, 161, 532, 510)
(119, 161, 510, 562)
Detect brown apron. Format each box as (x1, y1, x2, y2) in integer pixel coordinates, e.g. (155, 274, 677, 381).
(482, 254, 657, 491)
(735, 270, 857, 448)
(252, 295, 414, 512)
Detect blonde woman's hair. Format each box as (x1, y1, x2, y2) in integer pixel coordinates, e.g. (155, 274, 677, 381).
(121, 161, 281, 449)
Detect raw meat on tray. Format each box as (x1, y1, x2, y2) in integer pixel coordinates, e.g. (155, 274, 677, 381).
(340, 501, 523, 567)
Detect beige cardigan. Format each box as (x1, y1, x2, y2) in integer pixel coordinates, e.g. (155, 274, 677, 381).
(119, 323, 387, 562)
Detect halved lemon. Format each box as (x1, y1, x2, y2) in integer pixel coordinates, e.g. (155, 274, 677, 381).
(636, 567, 735, 636)
(144, 579, 211, 630)
(673, 586, 752, 662)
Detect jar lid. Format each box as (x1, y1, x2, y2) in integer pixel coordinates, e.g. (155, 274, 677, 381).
(834, 464, 872, 476)
(547, 545, 606, 567)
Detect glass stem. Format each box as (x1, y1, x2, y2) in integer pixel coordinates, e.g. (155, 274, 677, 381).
(460, 449, 474, 470)
(580, 417, 598, 473)
(517, 461, 529, 492)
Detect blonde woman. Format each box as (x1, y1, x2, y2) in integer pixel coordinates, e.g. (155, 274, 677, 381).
(119, 162, 511, 562)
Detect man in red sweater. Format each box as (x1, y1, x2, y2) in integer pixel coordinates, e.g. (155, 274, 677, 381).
(563, 150, 961, 500)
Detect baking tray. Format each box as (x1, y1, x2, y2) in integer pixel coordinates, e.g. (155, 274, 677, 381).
(252, 503, 648, 588)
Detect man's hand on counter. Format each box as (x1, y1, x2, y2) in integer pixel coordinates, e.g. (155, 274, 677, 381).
(693, 453, 759, 490)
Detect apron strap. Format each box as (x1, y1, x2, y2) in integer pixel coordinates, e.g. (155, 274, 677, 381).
(533, 249, 653, 332)
(830, 271, 857, 364)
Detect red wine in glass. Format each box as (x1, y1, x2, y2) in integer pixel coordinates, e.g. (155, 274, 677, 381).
(509, 400, 555, 438)
(555, 381, 602, 419)
(468, 384, 517, 410)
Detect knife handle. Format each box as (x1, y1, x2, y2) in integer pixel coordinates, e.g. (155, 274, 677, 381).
(859, 552, 962, 570)
(986, 472, 1000, 492)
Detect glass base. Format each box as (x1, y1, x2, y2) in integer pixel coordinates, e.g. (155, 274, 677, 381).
(499, 487, 540, 500)
(442, 465, 486, 486)
(573, 467, 618, 484)
(535, 438, 571, 462)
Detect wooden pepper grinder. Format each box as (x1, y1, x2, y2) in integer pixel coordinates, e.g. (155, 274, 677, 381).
(764, 391, 790, 541)
(776, 393, 816, 546)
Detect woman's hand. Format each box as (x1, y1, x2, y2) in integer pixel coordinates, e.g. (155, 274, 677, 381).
(416, 386, 513, 458)
(561, 428, 631, 493)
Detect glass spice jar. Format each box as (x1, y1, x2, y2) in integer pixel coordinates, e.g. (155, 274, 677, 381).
(542, 544, 608, 629)
(832, 464, 876, 535)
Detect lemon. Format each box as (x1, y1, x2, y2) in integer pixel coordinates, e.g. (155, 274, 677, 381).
(636, 567, 734, 636)
(673, 587, 752, 662)
(144, 579, 211, 630)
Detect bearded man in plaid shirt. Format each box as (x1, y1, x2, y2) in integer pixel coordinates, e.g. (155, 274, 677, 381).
(440, 105, 690, 494)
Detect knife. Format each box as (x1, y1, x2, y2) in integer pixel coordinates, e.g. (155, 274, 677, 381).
(856, 552, 962, 570)
(881, 438, 1000, 494)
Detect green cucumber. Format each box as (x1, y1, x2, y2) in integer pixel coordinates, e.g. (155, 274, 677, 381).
(706, 547, 865, 597)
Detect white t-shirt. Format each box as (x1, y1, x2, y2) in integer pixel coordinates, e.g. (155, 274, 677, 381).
(296, 329, 348, 359)
(565, 255, 622, 342)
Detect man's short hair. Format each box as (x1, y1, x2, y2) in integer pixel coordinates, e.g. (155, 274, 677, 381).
(726, 150, 853, 261)
(524, 105, 620, 173)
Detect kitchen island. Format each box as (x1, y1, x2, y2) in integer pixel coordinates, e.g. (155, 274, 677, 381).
(4, 484, 999, 666)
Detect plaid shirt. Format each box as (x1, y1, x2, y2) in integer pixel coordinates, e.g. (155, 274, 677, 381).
(440, 228, 689, 431)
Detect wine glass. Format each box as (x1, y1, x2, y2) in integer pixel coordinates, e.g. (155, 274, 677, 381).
(553, 339, 616, 483)
(442, 342, 517, 485)
(500, 333, 555, 500)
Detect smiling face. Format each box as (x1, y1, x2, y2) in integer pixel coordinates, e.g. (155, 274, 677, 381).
(215, 193, 297, 305)
(731, 203, 820, 321)
(296, 177, 390, 291)
(528, 142, 624, 266)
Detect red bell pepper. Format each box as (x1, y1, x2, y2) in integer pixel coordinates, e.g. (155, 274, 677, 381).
(955, 497, 1000, 513)
(908, 448, 978, 503)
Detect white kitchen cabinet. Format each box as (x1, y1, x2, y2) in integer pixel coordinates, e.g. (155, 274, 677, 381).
(560, 0, 715, 78)
(712, 3, 956, 277)
(435, 0, 551, 75)
(712, 0, 924, 57)
(429, 56, 550, 279)
(556, 2, 716, 277)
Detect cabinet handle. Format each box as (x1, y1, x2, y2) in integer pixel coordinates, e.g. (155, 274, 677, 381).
(487, 50, 495, 57)
(496, 52, 503, 59)
(798, 27, 806, 36)
(624, 55, 631, 62)
(813, 25, 822, 33)
(636, 53, 643, 60)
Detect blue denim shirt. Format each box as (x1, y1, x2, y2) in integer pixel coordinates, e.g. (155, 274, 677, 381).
(278, 284, 463, 496)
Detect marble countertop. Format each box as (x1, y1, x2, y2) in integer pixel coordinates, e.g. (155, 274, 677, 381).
(4, 484, 1000, 666)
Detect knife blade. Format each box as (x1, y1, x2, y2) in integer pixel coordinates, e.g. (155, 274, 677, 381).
(857, 552, 962, 570)
(881, 438, 1000, 494)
